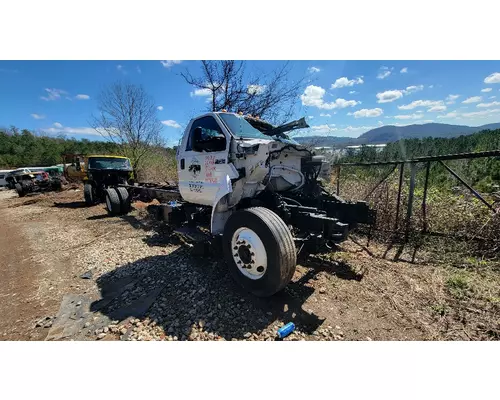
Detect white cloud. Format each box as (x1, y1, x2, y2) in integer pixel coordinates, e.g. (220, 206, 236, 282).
(161, 120, 181, 128)
(40, 88, 66, 101)
(437, 111, 459, 119)
(378, 120, 383, 126)
(334, 98, 360, 108)
(400, 67, 408, 74)
(308, 66, 320, 73)
(319, 113, 331, 117)
(44, 125, 102, 136)
(350, 108, 383, 118)
(30, 113, 45, 119)
(247, 84, 266, 95)
(398, 100, 444, 110)
(394, 113, 424, 120)
(446, 94, 460, 105)
(300, 85, 359, 109)
(191, 88, 212, 97)
(116, 65, 126, 74)
(160, 60, 182, 68)
(462, 109, 500, 118)
(428, 105, 447, 112)
(484, 72, 500, 84)
(331, 76, 364, 89)
(308, 116, 314, 119)
(136, 66, 142, 74)
(75, 94, 90, 100)
(403, 85, 424, 94)
(310, 124, 337, 133)
(462, 96, 482, 104)
(476, 101, 500, 108)
(349, 90, 357, 95)
(376, 90, 404, 103)
(377, 66, 393, 80)
(481, 88, 492, 93)
(489, 96, 496, 99)
(157, 105, 164, 111)
(428, 85, 434, 89)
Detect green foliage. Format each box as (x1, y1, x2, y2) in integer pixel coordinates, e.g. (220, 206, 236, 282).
(446, 274, 472, 299)
(0, 127, 121, 168)
(340, 129, 500, 193)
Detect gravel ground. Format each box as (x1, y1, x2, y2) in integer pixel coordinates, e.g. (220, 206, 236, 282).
(0, 188, 498, 341)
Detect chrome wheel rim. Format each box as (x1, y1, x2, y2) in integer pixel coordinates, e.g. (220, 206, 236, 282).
(231, 227, 267, 280)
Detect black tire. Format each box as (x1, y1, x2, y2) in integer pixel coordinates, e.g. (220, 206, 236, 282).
(15, 183, 25, 197)
(222, 207, 296, 297)
(105, 188, 121, 216)
(115, 187, 131, 214)
(84, 183, 94, 206)
(51, 179, 63, 191)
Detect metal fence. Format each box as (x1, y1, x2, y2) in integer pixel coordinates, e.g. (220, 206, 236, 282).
(333, 150, 500, 261)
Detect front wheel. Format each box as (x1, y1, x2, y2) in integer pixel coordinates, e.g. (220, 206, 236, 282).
(222, 207, 296, 297)
(84, 183, 94, 206)
(15, 183, 25, 197)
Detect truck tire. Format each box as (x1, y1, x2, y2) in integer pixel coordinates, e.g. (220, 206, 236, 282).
(15, 183, 25, 197)
(105, 188, 122, 216)
(84, 183, 94, 206)
(116, 187, 131, 214)
(51, 179, 63, 191)
(222, 207, 296, 297)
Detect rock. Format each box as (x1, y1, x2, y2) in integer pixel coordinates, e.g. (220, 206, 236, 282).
(103, 327, 109, 333)
(243, 332, 252, 338)
(80, 270, 93, 280)
(319, 287, 326, 294)
(84, 322, 91, 328)
(97, 333, 106, 340)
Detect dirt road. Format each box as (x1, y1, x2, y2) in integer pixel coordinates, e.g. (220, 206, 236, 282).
(0, 188, 498, 341)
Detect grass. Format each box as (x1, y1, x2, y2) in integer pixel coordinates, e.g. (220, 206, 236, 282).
(445, 274, 471, 299)
(430, 303, 449, 317)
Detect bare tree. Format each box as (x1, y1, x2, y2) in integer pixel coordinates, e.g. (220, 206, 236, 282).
(91, 82, 164, 171)
(181, 61, 305, 124)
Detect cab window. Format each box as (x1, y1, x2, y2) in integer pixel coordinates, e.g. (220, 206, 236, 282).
(186, 116, 226, 152)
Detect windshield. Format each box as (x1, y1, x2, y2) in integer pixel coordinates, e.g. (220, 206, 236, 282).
(218, 113, 272, 140)
(88, 157, 132, 170)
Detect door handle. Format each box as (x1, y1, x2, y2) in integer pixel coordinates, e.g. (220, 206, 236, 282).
(180, 159, 185, 170)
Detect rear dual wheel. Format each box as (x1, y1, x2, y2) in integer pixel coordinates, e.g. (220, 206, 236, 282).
(105, 187, 131, 216)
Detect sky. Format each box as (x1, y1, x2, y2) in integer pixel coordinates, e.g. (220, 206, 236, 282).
(1, 60, 500, 147)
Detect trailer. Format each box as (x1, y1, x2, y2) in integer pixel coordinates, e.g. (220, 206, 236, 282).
(102, 112, 376, 297)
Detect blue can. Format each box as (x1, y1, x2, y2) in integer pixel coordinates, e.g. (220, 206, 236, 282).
(277, 322, 295, 339)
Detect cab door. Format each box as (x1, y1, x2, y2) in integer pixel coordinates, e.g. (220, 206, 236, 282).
(177, 115, 235, 206)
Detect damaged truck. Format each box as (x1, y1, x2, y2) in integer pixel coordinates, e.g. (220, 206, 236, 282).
(105, 112, 375, 297)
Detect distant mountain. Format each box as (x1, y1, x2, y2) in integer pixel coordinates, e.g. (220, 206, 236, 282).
(293, 135, 355, 147)
(293, 122, 500, 147)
